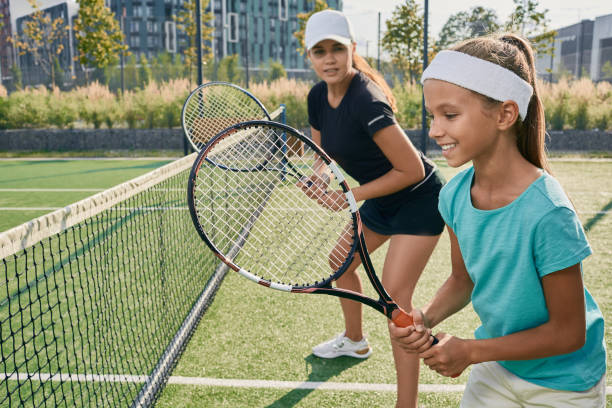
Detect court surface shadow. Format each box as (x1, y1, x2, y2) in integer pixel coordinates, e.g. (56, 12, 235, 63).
(584, 199, 612, 232)
(265, 354, 366, 408)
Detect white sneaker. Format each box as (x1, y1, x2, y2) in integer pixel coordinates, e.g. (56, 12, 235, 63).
(312, 332, 372, 359)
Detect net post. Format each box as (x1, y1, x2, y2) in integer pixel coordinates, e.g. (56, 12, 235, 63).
(280, 103, 286, 125)
(279, 104, 288, 181)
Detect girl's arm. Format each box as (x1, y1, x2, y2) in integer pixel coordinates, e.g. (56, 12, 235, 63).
(423, 226, 474, 327)
(465, 263, 585, 361)
(352, 124, 425, 202)
(420, 259, 586, 378)
(389, 226, 473, 351)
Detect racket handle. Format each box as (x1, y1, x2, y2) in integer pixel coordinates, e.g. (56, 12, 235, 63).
(391, 309, 440, 345)
(392, 310, 456, 376)
(390, 308, 414, 328)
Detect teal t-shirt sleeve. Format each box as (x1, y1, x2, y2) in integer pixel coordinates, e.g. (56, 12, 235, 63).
(533, 206, 592, 277)
(437, 184, 452, 226)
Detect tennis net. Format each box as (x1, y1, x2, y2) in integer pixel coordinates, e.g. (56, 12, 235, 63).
(0, 108, 283, 408)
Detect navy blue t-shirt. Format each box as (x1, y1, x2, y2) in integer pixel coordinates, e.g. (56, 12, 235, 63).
(308, 72, 439, 209)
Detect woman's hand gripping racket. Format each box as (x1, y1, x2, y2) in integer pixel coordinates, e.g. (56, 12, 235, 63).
(182, 81, 271, 152)
(187, 120, 439, 343)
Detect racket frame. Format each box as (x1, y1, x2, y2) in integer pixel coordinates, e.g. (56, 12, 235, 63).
(187, 120, 415, 325)
(181, 81, 271, 152)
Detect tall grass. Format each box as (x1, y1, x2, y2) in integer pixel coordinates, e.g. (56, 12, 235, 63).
(250, 78, 311, 129)
(0, 77, 610, 131)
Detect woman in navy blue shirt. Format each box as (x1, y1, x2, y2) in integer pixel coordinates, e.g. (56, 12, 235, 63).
(303, 10, 445, 408)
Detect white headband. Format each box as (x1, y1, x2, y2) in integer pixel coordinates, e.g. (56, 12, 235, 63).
(421, 50, 533, 120)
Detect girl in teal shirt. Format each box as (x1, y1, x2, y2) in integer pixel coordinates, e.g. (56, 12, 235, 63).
(389, 33, 606, 407)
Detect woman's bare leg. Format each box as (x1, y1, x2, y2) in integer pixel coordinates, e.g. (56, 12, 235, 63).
(382, 233, 441, 408)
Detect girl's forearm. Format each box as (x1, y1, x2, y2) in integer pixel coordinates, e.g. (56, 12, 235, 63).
(423, 275, 473, 328)
(467, 320, 586, 364)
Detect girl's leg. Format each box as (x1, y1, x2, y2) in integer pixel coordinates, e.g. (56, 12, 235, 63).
(382, 232, 441, 408)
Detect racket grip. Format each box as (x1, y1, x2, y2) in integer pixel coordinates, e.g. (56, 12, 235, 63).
(390, 309, 414, 328)
(392, 309, 440, 346)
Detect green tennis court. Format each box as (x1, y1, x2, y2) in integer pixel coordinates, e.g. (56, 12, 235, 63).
(0, 157, 610, 407)
(0, 159, 174, 231)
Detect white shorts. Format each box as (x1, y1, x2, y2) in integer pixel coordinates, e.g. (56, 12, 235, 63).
(460, 361, 606, 408)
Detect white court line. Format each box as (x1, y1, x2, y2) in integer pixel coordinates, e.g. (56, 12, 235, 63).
(166, 377, 466, 393)
(0, 372, 461, 393)
(1, 373, 610, 394)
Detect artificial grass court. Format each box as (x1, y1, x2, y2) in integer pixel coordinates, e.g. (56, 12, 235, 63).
(0, 158, 173, 232)
(1, 157, 610, 407)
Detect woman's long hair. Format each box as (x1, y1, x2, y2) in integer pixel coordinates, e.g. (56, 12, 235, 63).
(352, 52, 398, 112)
(452, 33, 550, 173)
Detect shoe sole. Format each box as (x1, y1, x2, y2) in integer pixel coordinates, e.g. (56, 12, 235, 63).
(312, 348, 372, 359)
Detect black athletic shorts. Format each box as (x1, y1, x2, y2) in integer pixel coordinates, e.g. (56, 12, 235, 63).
(359, 169, 445, 236)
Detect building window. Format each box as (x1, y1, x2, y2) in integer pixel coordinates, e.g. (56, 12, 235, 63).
(228, 12, 239, 43)
(278, 0, 288, 21)
(600, 37, 612, 79)
(165, 21, 177, 53)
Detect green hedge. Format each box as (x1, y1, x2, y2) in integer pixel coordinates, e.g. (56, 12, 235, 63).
(0, 77, 610, 131)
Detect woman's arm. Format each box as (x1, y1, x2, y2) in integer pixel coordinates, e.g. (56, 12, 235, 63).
(309, 127, 332, 181)
(352, 123, 425, 202)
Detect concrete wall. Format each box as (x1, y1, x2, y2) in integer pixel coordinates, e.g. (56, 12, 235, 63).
(0, 128, 611, 153)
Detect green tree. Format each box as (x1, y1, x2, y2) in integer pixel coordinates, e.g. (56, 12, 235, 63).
(52, 56, 64, 88)
(125, 54, 138, 90)
(601, 60, 612, 79)
(139, 54, 152, 87)
(436, 7, 500, 49)
(73, 0, 127, 71)
(381, 0, 424, 83)
(10, 0, 69, 87)
(505, 0, 556, 57)
(294, 0, 330, 54)
(175, 0, 213, 84)
(217, 54, 242, 84)
(10, 64, 22, 91)
(269, 61, 286, 81)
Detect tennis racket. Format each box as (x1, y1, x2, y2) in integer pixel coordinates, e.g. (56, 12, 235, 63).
(187, 120, 439, 340)
(181, 81, 270, 152)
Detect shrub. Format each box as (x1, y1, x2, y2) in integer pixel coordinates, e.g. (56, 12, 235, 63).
(549, 100, 567, 131)
(5, 89, 50, 128)
(591, 105, 611, 131)
(0, 97, 8, 129)
(75, 82, 116, 129)
(393, 82, 422, 129)
(571, 99, 589, 130)
(250, 78, 311, 127)
(47, 100, 77, 129)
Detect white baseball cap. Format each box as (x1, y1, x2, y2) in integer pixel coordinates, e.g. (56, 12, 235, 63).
(304, 10, 355, 51)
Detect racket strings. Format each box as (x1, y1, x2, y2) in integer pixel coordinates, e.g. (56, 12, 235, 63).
(184, 86, 268, 150)
(193, 124, 356, 287)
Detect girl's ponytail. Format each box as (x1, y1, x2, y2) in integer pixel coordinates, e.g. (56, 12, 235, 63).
(453, 34, 551, 173)
(352, 52, 398, 112)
